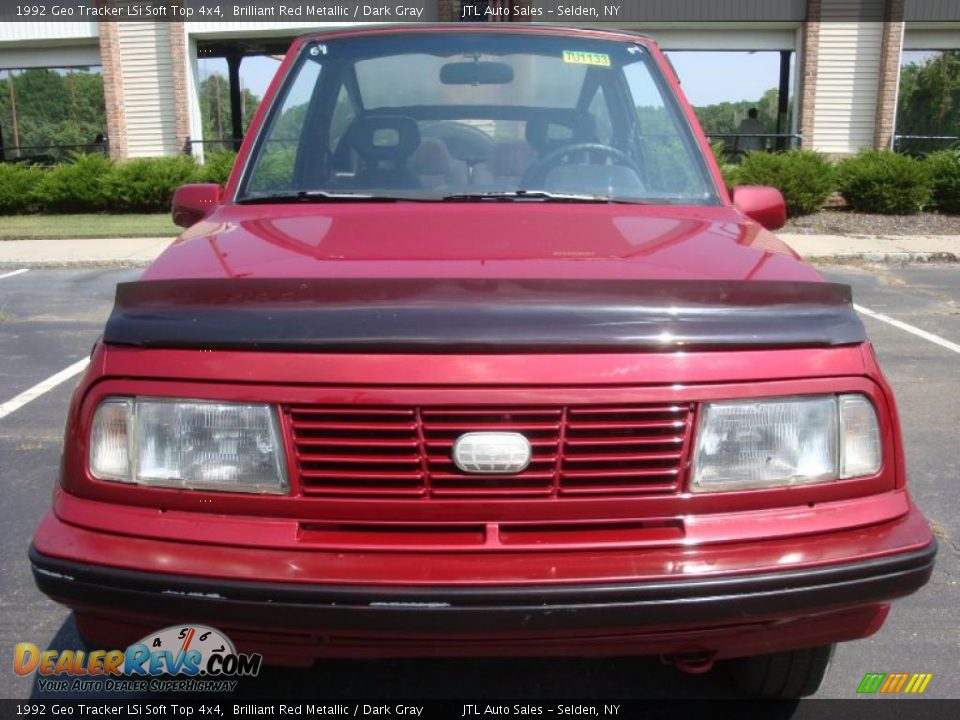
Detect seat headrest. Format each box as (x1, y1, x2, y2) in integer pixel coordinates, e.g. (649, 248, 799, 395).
(410, 137, 451, 176)
(492, 140, 537, 177)
(345, 116, 421, 162)
(525, 115, 597, 153)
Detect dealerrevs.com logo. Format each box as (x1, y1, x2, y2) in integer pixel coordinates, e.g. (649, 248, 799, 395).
(14, 625, 261, 693)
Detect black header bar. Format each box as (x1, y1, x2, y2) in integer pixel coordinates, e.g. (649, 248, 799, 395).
(2, 699, 960, 719)
(1, 0, 959, 23)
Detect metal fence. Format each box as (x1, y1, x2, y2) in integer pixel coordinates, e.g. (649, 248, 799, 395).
(187, 134, 806, 161)
(185, 138, 243, 155)
(893, 135, 960, 156)
(0, 141, 109, 165)
(707, 133, 803, 163)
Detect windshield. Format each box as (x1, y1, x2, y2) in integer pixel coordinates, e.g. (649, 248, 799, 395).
(238, 32, 717, 205)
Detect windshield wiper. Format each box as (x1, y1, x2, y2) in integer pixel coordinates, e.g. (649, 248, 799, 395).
(238, 189, 644, 204)
(238, 190, 413, 204)
(440, 190, 633, 203)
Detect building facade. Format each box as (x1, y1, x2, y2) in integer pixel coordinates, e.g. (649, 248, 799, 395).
(0, 0, 958, 160)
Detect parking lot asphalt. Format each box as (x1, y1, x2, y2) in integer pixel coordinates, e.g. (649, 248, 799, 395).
(0, 264, 957, 701)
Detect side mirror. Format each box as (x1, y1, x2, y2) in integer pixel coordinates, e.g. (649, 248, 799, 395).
(732, 185, 786, 231)
(172, 183, 222, 228)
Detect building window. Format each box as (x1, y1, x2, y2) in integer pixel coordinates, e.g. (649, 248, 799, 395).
(895, 50, 960, 155)
(665, 50, 795, 161)
(196, 55, 282, 154)
(0, 66, 106, 163)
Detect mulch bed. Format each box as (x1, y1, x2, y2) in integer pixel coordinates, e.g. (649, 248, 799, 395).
(783, 209, 960, 236)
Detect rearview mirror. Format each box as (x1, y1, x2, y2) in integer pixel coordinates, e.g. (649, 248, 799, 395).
(732, 185, 786, 231)
(172, 183, 222, 228)
(440, 61, 514, 86)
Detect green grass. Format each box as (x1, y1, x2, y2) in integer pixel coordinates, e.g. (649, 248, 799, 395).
(0, 213, 178, 240)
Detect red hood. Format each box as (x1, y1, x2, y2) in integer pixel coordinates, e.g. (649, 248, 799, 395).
(143, 203, 819, 282)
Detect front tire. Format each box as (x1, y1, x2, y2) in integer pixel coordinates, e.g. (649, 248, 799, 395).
(727, 644, 835, 698)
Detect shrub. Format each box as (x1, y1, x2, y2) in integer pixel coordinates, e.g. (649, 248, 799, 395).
(194, 151, 236, 186)
(36, 152, 114, 212)
(709, 140, 740, 188)
(924, 149, 960, 214)
(247, 146, 297, 193)
(837, 149, 932, 215)
(719, 163, 740, 189)
(736, 150, 836, 216)
(103, 155, 198, 212)
(709, 140, 726, 168)
(0, 163, 44, 214)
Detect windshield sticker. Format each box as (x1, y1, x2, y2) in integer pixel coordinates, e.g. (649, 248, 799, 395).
(562, 51, 611, 67)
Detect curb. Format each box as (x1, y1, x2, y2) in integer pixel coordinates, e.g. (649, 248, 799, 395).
(806, 252, 960, 265)
(4, 256, 960, 270)
(0, 260, 151, 270)
(0, 237, 173, 269)
(4, 252, 959, 270)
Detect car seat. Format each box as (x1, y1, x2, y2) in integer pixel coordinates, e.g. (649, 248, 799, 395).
(524, 114, 598, 157)
(489, 140, 538, 188)
(344, 115, 422, 190)
(409, 137, 468, 190)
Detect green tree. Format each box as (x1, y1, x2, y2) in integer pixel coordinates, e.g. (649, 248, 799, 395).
(691, 87, 796, 160)
(198, 73, 261, 149)
(0, 68, 106, 158)
(896, 51, 960, 151)
(693, 93, 778, 136)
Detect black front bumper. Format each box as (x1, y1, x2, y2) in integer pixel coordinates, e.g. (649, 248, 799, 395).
(30, 542, 936, 633)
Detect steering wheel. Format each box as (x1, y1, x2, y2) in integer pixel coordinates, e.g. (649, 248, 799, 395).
(520, 142, 641, 189)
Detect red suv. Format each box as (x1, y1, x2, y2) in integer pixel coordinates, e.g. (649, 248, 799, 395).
(31, 26, 935, 697)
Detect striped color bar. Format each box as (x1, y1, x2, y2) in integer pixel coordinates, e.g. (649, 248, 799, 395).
(857, 672, 933, 694)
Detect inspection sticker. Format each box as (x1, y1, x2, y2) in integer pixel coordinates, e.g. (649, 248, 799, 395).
(562, 51, 611, 67)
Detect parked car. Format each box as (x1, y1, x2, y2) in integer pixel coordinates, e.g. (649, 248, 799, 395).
(31, 26, 935, 697)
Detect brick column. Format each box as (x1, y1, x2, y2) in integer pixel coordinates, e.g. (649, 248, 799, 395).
(874, 0, 905, 149)
(97, 20, 127, 160)
(169, 21, 191, 154)
(797, 0, 821, 149)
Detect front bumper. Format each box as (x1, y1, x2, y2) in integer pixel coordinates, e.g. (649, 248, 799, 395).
(31, 541, 935, 634)
(30, 496, 936, 661)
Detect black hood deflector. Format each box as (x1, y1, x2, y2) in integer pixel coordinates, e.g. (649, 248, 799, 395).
(103, 278, 866, 353)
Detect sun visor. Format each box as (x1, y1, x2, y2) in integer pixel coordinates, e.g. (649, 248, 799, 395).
(103, 278, 866, 353)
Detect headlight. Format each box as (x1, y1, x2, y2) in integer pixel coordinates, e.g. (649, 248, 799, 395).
(692, 394, 882, 493)
(89, 398, 288, 494)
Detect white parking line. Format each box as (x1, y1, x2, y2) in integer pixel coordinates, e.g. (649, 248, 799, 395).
(0, 268, 29, 280)
(0, 358, 90, 421)
(855, 304, 960, 355)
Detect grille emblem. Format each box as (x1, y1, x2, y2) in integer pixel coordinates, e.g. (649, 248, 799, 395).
(452, 432, 531, 474)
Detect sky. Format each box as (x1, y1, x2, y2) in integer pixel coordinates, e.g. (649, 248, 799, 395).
(665, 51, 785, 106)
(200, 50, 788, 109)
(4, 47, 942, 113)
(198, 55, 283, 99)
